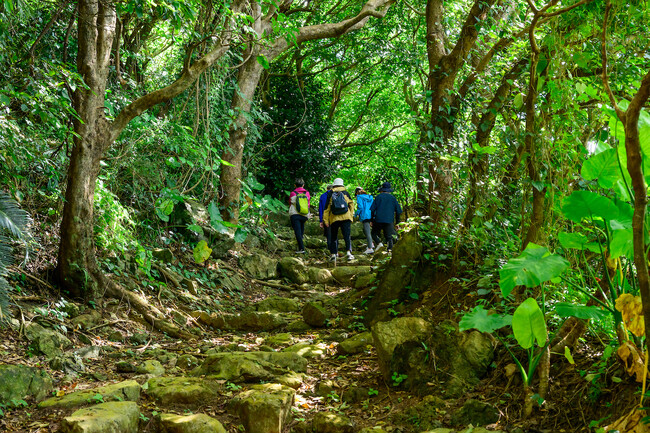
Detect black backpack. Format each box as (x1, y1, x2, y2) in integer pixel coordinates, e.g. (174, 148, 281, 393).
(330, 191, 349, 215)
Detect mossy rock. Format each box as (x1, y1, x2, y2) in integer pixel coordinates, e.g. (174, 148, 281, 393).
(331, 266, 372, 286)
(312, 411, 355, 433)
(145, 377, 221, 407)
(255, 297, 301, 313)
(60, 401, 139, 433)
(0, 364, 52, 402)
(302, 302, 330, 327)
(338, 331, 373, 355)
(231, 383, 295, 433)
(158, 413, 226, 433)
(282, 342, 327, 358)
(278, 257, 309, 284)
(39, 380, 140, 409)
(191, 351, 308, 382)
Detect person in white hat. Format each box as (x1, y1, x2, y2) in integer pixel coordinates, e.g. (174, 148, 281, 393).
(323, 178, 355, 261)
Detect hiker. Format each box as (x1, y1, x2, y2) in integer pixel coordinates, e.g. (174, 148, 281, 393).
(288, 178, 311, 254)
(354, 187, 375, 254)
(370, 181, 402, 251)
(323, 178, 355, 261)
(318, 184, 334, 251)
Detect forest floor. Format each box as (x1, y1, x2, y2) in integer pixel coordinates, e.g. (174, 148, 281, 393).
(0, 224, 644, 433)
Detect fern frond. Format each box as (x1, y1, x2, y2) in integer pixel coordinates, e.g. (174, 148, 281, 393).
(0, 276, 11, 324)
(0, 193, 30, 240)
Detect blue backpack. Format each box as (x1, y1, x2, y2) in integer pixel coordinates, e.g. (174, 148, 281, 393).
(330, 191, 349, 215)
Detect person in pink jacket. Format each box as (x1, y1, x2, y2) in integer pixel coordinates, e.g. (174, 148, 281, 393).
(288, 178, 311, 254)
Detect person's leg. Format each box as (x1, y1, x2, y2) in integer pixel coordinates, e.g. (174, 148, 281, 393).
(363, 221, 373, 249)
(341, 220, 352, 253)
(385, 223, 396, 250)
(323, 225, 331, 250)
(371, 223, 381, 246)
(297, 216, 307, 251)
(290, 215, 302, 251)
(329, 222, 340, 254)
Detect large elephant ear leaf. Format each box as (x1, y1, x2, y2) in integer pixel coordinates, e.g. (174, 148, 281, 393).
(561, 190, 619, 223)
(580, 148, 621, 189)
(512, 298, 547, 349)
(459, 305, 512, 333)
(499, 243, 570, 298)
(558, 232, 589, 250)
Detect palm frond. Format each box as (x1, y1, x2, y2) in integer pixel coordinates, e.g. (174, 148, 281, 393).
(0, 276, 10, 323)
(0, 193, 30, 240)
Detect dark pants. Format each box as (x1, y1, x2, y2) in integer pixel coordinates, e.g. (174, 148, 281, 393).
(291, 214, 308, 251)
(329, 220, 352, 254)
(372, 222, 396, 249)
(323, 224, 335, 251)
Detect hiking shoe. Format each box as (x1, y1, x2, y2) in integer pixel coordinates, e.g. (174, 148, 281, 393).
(375, 243, 384, 249)
(330, 254, 337, 261)
(363, 248, 374, 254)
(346, 251, 355, 260)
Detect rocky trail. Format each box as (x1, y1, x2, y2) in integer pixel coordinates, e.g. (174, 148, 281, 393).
(0, 214, 636, 433)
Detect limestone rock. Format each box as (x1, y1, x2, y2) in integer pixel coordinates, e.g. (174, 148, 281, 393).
(278, 257, 309, 284)
(304, 220, 323, 236)
(201, 311, 287, 331)
(315, 380, 337, 398)
(282, 342, 327, 358)
(25, 323, 72, 359)
(152, 248, 175, 263)
(158, 413, 226, 433)
(210, 231, 236, 259)
(60, 401, 139, 433)
(302, 302, 330, 327)
(255, 296, 300, 313)
(191, 351, 308, 382)
(137, 359, 165, 376)
(371, 316, 434, 381)
(231, 383, 295, 433)
(70, 310, 102, 330)
(145, 377, 220, 407)
(286, 320, 311, 332)
(264, 333, 295, 347)
(176, 354, 199, 371)
(312, 411, 355, 433)
(307, 267, 333, 284)
(331, 266, 372, 286)
(275, 372, 305, 389)
(303, 236, 327, 249)
(49, 353, 85, 375)
(451, 399, 499, 427)
(239, 254, 278, 280)
(39, 380, 141, 409)
(338, 331, 373, 355)
(0, 364, 52, 402)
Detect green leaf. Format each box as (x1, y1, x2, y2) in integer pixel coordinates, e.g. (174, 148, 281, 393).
(610, 228, 633, 259)
(459, 305, 512, 333)
(256, 55, 270, 69)
(514, 93, 524, 109)
(561, 190, 619, 223)
(193, 240, 212, 264)
(499, 244, 569, 298)
(555, 303, 608, 320)
(580, 148, 620, 188)
(558, 232, 589, 250)
(512, 298, 546, 349)
(564, 346, 575, 365)
(186, 224, 204, 235)
(609, 200, 633, 230)
(234, 228, 248, 243)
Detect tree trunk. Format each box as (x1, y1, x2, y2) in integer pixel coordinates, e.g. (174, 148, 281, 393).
(220, 53, 265, 223)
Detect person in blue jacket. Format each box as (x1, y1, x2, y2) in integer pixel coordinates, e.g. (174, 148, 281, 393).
(318, 184, 334, 250)
(354, 187, 375, 254)
(370, 182, 402, 251)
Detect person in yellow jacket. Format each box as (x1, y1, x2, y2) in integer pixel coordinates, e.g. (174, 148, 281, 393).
(323, 178, 355, 261)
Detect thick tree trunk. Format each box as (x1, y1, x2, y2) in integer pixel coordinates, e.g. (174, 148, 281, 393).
(220, 54, 265, 223)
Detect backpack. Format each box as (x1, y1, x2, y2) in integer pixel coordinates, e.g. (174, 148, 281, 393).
(295, 192, 309, 215)
(330, 191, 349, 215)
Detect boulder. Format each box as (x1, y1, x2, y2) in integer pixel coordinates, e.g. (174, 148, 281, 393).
(315, 380, 337, 398)
(25, 323, 72, 359)
(176, 354, 200, 371)
(0, 364, 52, 402)
(60, 401, 139, 433)
(331, 266, 372, 286)
(50, 353, 86, 375)
(312, 411, 355, 433)
(200, 311, 287, 331)
(70, 310, 102, 330)
(371, 316, 434, 382)
(286, 320, 311, 332)
(364, 228, 423, 325)
(158, 413, 226, 433)
(152, 248, 175, 264)
(239, 254, 278, 280)
(278, 257, 309, 284)
(39, 380, 141, 409)
(304, 220, 323, 236)
(264, 333, 295, 347)
(171, 198, 209, 227)
(338, 331, 373, 355)
(231, 383, 295, 433)
(302, 302, 330, 327)
(451, 399, 500, 427)
(342, 387, 370, 404)
(137, 359, 165, 376)
(191, 351, 308, 382)
(282, 342, 327, 359)
(145, 377, 221, 407)
(355, 273, 377, 289)
(307, 267, 333, 284)
(303, 236, 327, 249)
(210, 231, 236, 259)
(74, 346, 102, 359)
(275, 372, 305, 389)
(265, 210, 290, 227)
(255, 297, 300, 313)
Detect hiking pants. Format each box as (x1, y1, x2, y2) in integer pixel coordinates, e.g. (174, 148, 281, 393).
(372, 222, 396, 249)
(329, 220, 352, 254)
(362, 220, 374, 249)
(291, 214, 308, 251)
(323, 224, 336, 251)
